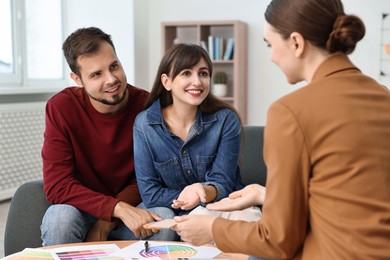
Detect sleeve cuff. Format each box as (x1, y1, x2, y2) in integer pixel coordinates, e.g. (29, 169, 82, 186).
(201, 181, 226, 204)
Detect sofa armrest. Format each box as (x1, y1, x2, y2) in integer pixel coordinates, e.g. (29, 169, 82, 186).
(4, 179, 50, 256)
(239, 126, 267, 186)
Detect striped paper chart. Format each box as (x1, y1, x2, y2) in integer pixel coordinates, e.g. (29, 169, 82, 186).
(48, 244, 122, 260)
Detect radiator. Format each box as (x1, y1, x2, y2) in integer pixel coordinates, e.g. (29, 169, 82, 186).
(0, 102, 46, 201)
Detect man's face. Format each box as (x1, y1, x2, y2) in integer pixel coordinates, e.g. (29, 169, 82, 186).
(71, 41, 128, 114)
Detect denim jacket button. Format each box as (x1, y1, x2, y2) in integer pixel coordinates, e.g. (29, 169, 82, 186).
(187, 170, 191, 174)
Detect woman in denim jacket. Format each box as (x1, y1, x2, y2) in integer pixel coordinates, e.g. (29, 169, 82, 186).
(133, 44, 261, 230)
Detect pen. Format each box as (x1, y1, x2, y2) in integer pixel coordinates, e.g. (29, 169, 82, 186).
(144, 240, 149, 252)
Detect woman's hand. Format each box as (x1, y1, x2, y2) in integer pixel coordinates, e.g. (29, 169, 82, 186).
(171, 183, 206, 210)
(206, 184, 266, 211)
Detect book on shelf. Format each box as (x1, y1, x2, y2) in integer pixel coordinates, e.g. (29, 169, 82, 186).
(200, 40, 208, 52)
(223, 37, 234, 60)
(208, 35, 214, 60)
(215, 37, 221, 60)
(218, 37, 225, 60)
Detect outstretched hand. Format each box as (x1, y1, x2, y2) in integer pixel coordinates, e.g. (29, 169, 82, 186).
(206, 184, 266, 211)
(171, 183, 206, 210)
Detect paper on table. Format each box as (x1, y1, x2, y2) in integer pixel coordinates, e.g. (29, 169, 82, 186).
(143, 219, 176, 229)
(46, 244, 121, 260)
(111, 241, 221, 259)
(4, 248, 54, 260)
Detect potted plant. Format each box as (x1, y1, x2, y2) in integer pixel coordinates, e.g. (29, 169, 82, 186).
(212, 71, 228, 97)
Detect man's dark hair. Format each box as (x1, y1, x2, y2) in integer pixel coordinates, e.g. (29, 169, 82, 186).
(62, 27, 115, 76)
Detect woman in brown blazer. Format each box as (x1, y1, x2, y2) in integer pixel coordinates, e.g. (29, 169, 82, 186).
(172, 0, 390, 259)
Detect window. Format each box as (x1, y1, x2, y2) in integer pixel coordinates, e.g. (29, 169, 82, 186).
(0, 0, 65, 91)
(0, 0, 15, 75)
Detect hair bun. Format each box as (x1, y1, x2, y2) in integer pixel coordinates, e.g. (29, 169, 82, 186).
(326, 14, 365, 54)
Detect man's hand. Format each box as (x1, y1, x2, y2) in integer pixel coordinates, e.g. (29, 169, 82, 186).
(206, 184, 266, 211)
(113, 201, 162, 238)
(85, 219, 118, 242)
(172, 215, 216, 246)
(171, 183, 206, 210)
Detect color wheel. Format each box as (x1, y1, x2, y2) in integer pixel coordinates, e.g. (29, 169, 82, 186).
(139, 244, 197, 258)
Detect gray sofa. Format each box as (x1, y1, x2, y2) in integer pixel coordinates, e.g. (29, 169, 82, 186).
(4, 125, 266, 256)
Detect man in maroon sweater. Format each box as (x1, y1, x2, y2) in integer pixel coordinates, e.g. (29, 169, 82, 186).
(41, 27, 176, 246)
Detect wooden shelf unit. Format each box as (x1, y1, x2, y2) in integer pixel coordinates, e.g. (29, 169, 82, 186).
(161, 20, 248, 123)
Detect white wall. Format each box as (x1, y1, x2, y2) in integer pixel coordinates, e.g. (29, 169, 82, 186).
(133, 0, 390, 125)
(64, 0, 135, 85)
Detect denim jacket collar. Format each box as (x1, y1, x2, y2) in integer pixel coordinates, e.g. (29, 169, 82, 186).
(145, 99, 218, 136)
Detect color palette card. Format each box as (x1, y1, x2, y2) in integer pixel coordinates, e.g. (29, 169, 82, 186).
(47, 244, 122, 260)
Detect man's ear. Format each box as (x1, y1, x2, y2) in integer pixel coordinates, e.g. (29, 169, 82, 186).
(290, 32, 305, 58)
(161, 73, 171, 91)
(70, 72, 83, 87)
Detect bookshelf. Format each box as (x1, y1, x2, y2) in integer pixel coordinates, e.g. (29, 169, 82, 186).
(161, 20, 248, 123)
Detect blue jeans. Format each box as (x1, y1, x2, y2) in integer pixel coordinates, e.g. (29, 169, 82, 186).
(41, 202, 178, 246)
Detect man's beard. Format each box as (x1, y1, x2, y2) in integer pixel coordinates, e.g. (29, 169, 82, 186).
(87, 86, 127, 106)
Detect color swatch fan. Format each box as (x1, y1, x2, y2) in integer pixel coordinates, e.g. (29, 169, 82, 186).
(111, 241, 221, 259)
(140, 244, 197, 259)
